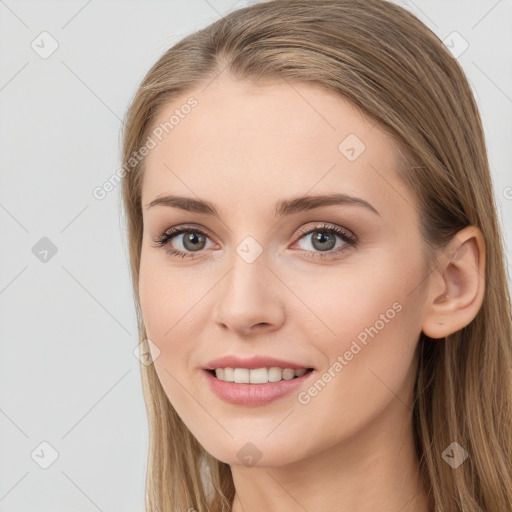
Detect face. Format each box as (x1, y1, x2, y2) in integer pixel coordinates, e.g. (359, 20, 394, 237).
(138, 75, 430, 467)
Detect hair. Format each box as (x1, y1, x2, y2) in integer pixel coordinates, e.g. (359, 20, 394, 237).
(120, 0, 512, 510)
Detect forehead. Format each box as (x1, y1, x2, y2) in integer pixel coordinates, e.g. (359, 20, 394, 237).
(141, 76, 412, 222)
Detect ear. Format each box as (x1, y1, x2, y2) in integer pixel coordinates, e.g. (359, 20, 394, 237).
(421, 226, 486, 340)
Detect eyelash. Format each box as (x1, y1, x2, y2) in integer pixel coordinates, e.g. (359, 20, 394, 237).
(151, 223, 358, 260)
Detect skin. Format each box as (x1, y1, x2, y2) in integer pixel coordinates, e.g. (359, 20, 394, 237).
(138, 75, 485, 512)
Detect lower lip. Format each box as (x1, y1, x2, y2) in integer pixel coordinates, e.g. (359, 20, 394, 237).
(202, 369, 316, 406)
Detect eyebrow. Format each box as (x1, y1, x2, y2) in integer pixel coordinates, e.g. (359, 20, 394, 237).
(145, 193, 380, 217)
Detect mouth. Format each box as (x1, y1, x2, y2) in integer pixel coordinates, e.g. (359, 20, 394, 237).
(203, 366, 317, 406)
(206, 367, 315, 384)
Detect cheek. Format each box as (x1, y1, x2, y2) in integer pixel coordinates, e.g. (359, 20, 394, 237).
(290, 249, 423, 393)
(294, 253, 423, 424)
(138, 258, 199, 416)
(138, 259, 168, 341)
(285, 249, 418, 342)
(138, 253, 209, 380)
(139, 249, 199, 339)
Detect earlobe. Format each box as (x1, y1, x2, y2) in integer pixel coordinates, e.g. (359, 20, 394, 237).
(421, 226, 486, 340)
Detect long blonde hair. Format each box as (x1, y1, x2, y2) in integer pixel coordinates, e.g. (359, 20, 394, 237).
(120, 1, 512, 510)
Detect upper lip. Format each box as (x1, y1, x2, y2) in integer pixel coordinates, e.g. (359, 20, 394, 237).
(204, 355, 314, 370)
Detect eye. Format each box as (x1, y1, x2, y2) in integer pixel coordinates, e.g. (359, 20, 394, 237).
(292, 223, 358, 259)
(151, 225, 214, 259)
(152, 222, 358, 260)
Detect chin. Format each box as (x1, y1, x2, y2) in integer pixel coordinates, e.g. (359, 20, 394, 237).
(196, 434, 306, 469)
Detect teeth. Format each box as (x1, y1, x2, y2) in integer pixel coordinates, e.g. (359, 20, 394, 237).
(282, 368, 295, 380)
(233, 368, 250, 384)
(268, 367, 282, 382)
(250, 368, 268, 384)
(213, 367, 309, 384)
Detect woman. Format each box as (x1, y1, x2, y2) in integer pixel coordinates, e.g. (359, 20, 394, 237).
(120, 0, 512, 510)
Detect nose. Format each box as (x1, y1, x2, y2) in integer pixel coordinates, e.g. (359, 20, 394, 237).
(211, 249, 286, 336)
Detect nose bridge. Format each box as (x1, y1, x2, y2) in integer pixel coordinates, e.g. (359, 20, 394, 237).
(212, 239, 285, 333)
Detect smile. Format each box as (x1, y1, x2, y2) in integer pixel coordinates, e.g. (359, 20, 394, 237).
(210, 367, 312, 384)
(202, 367, 316, 406)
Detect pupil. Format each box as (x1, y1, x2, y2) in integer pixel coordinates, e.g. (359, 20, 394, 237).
(184, 232, 205, 251)
(313, 231, 335, 251)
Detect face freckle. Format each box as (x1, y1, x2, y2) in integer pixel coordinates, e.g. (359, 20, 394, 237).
(138, 75, 430, 470)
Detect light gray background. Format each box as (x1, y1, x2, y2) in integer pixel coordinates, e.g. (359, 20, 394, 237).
(1, 0, 511, 510)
